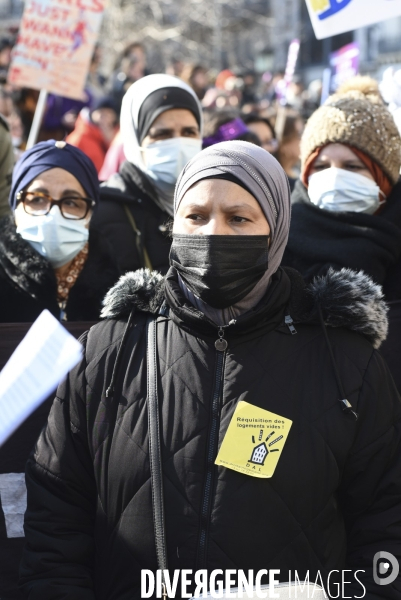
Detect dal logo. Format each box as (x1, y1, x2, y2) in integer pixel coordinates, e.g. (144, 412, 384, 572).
(310, 0, 353, 21)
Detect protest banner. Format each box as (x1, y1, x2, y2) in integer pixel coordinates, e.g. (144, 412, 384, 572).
(320, 42, 359, 105)
(275, 39, 300, 142)
(329, 41, 359, 92)
(8, 0, 105, 99)
(305, 0, 401, 40)
(7, 0, 105, 147)
(276, 39, 301, 106)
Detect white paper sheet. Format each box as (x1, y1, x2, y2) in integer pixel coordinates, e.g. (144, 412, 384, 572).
(0, 473, 27, 537)
(0, 310, 83, 446)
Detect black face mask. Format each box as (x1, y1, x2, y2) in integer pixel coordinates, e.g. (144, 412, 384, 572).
(170, 234, 269, 309)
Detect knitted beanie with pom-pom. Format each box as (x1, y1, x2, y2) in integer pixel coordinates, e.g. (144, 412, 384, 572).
(301, 76, 401, 185)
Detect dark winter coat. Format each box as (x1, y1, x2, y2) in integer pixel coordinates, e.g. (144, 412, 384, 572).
(20, 266, 401, 599)
(282, 179, 401, 391)
(283, 179, 401, 296)
(0, 215, 121, 323)
(0, 213, 119, 596)
(0, 322, 97, 600)
(91, 161, 172, 274)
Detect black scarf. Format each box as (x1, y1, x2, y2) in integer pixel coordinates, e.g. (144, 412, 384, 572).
(282, 179, 401, 301)
(119, 160, 159, 204)
(164, 266, 293, 343)
(119, 160, 172, 216)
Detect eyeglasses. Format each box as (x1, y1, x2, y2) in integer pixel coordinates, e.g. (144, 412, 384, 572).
(17, 190, 95, 220)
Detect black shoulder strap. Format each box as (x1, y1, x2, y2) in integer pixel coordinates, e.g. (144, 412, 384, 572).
(123, 204, 153, 271)
(146, 316, 168, 591)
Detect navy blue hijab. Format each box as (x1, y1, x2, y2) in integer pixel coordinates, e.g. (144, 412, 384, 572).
(9, 140, 99, 210)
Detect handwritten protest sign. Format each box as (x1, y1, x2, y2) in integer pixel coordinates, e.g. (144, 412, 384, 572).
(305, 0, 401, 40)
(8, 0, 105, 100)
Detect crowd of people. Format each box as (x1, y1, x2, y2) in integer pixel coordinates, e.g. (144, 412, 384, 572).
(0, 37, 317, 181)
(0, 33, 401, 600)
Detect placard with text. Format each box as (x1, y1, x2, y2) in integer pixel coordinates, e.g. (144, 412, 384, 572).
(305, 0, 401, 40)
(8, 0, 105, 100)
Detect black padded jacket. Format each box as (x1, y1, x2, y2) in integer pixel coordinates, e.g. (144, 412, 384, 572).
(20, 267, 401, 599)
(92, 161, 172, 275)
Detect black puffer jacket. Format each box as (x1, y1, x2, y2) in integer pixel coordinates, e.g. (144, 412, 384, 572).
(0, 322, 98, 600)
(0, 215, 120, 323)
(283, 179, 401, 297)
(20, 268, 401, 599)
(92, 161, 172, 274)
(282, 179, 401, 392)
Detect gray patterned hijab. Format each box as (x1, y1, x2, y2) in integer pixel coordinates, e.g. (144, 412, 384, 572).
(173, 141, 292, 325)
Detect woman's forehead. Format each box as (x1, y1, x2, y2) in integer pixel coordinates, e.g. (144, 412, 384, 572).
(26, 168, 86, 195)
(316, 143, 360, 162)
(182, 178, 255, 201)
(180, 179, 264, 215)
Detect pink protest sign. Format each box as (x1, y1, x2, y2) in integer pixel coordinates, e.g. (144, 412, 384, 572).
(7, 0, 105, 100)
(329, 42, 360, 93)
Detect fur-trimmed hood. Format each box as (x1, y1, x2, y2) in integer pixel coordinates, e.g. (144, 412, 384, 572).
(102, 266, 388, 349)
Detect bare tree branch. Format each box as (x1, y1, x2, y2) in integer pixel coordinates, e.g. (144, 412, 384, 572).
(101, 0, 274, 74)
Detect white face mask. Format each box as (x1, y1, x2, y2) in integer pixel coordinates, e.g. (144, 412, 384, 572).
(142, 137, 202, 185)
(16, 205, 89, 268)
(308, 168, 386, 215)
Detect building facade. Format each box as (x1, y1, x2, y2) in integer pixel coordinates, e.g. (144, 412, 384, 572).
(0, 0, 23, 32)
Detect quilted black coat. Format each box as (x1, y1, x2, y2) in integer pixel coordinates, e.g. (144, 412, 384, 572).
(92, 161, 172, 275)
(282, 179, 401, 393)
(20, 267, 401, 599)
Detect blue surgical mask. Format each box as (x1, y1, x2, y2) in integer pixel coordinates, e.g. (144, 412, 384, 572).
(140, 137, 202, 216)
(308, 168, 386, 215)
(16, 205, 89, 268)
(142, 137, 202, 185)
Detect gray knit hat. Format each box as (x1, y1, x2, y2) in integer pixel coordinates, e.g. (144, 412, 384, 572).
(301, 76, 401, 185)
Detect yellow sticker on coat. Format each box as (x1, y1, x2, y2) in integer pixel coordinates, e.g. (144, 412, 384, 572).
(215, 401, 292, 478)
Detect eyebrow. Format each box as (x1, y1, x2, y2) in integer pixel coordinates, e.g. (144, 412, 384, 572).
(314, 158, 364, 165)
(27, 186, 84, 197)
(224, 203, 258, 212)
(61, 189, 84, 197)
(27, 186, 49, 194)
(148, 127, 174, 136)
(182, 202, 258, 213)
(149, 125, 200, 136)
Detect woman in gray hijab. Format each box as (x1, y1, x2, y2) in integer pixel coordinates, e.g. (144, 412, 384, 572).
(171, 140, 291, 325)
(21, 142, 401, 600)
